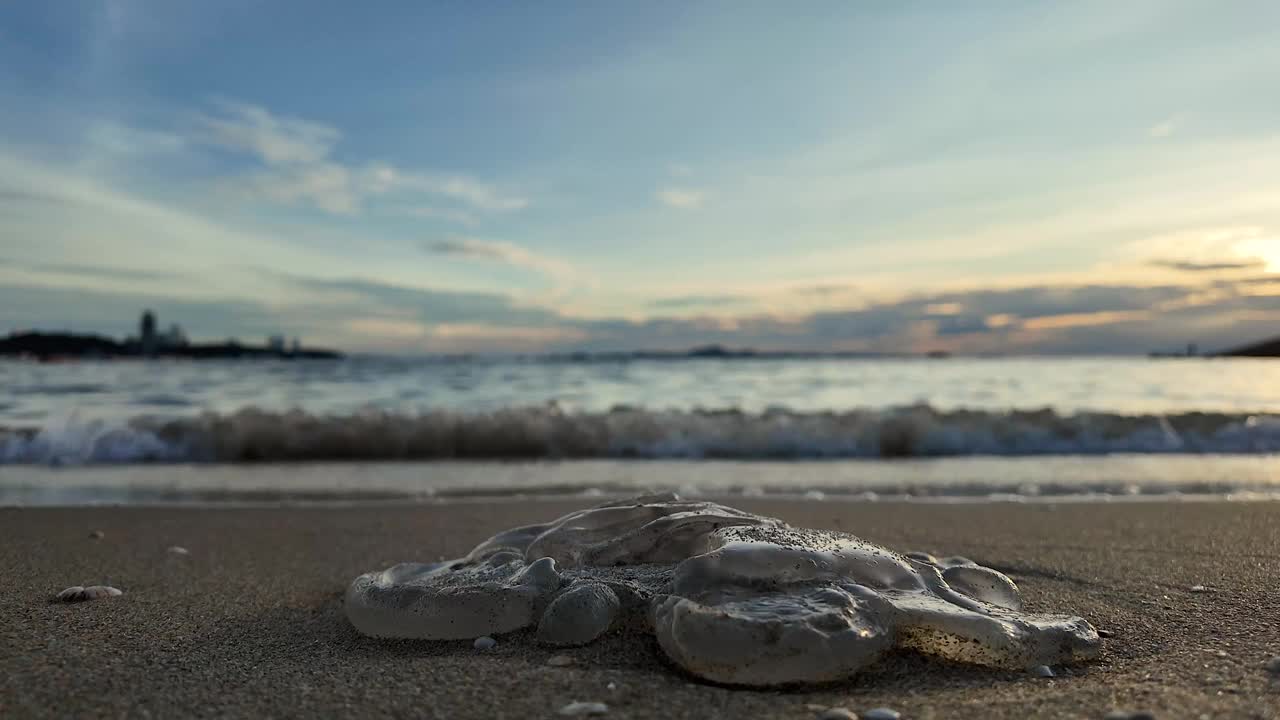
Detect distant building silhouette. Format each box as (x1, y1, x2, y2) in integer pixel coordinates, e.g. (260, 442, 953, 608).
(165, 324, 188, 348)
(140, 310, 158, 355)
(267, 334, 286, 352)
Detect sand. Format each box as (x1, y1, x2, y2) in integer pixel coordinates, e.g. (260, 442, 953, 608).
(2, 498, 1278, 719)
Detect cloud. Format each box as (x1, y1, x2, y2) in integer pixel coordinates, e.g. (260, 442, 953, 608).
(426, 238, 575, 282)
(6, 271, 1279, 356)
(649, 294, 750, 309)
(793, 284, 856, 297)
(1150, 258, 1268, 272)
(200, 99, 338, 165)
(1148, 117, 1179, 138)
(0, 187, 69, 205)
(403, 206, 478, 226)
(18, 260, 173, 282)
(196, 100, 527, 217)
(656, 187, 704, 209)
(280, 274, 570, 328)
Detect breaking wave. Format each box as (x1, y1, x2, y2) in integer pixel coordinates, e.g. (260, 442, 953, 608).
(3, 404, 1280, 465)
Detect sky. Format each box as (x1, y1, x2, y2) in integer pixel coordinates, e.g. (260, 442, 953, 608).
(1, 1, 1278, 355)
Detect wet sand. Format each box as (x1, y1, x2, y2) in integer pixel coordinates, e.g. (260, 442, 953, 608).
(2, 499, 1278, 719)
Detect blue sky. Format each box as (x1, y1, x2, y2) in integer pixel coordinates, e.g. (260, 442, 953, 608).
(1, 1, 1278, 354)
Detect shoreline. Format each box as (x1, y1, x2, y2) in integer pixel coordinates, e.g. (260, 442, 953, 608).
(3, 499, 1278, 718)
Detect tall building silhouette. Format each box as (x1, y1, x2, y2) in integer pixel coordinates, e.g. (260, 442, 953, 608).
(139, 310, 158, 355)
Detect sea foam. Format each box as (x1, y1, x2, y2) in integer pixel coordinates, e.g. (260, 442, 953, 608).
(3, 404, 1280, 464)
(344, 494, 1100, 686)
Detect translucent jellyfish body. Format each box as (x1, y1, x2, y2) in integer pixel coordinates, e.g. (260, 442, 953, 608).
(345, 494, 1099, 685)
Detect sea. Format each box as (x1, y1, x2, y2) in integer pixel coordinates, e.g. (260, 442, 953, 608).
(2, 355, 1279, 505)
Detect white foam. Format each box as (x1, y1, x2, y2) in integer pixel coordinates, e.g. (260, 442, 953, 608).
(344, 494, 1100, 686)
(5, 405, 1280, 464)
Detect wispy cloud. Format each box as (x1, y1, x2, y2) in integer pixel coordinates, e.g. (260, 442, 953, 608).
(196, 100, 527, 217)
(649, 294, 749, 309)
(1148, 116, 1179, 138)
(427, 237, 572, 277)
(21, 261, 173, 282)
(424, 238, 582, 302)
(1150, 258, 1268, 272)
(656, 187, 704, 209)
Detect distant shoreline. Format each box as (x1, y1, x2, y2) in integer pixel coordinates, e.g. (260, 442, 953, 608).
(0, 331, 342, 361)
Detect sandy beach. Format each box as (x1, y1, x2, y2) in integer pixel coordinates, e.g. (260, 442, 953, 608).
(2, 498, 1278, 719)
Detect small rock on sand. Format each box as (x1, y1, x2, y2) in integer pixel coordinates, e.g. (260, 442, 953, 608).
(547, 654, 575, 667)
(817, 708, 858, 720)
(88, 530, 104, 539)
(1104, 711, 1156, 720)
(1264, 656, 1280, 674)
(861, 709, 901, 720)
(1031, 664, 1055, 677)
(167, 546, 190, 555)
(56, 585, 122, 602)
(1097, 629, 1115, 638)
(1188, 585, 1210, 593)
(473, 636, 496, 650)
(558, 701, 608, 716)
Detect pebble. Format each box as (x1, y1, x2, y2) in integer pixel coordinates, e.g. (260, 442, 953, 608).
(1264, 656, 1280, 674)
(605, 681, 617, 691)
(1031, 664, 1055, 677)
(558, 701, 608, 716)
(861, 709, 900, 720)
(56, 585, 123, 602)
(1188, 585, 1210, 593)
(1097, 629, 1115, 638)
(817, 708, 858, 720)
(473, 636, 496, 650)
(88, 530, 104, 539)
(167, 546, 190, 555)
(1103, 711, 1155, 720)
(547, 654, 575, 667)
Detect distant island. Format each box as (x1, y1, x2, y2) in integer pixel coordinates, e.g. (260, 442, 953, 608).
(0, 310, 341, 361)
(543, 344, 944, 362)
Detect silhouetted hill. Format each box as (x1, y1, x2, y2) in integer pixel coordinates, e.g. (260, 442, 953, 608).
(0, 332, 123, 357)
(1221, 337, 1280, 357)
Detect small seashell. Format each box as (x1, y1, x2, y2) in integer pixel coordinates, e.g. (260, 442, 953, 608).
(56, 585, 123, 602)
(167, 546, 190, 555)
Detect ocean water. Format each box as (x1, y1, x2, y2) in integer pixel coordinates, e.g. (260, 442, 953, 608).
(2, 356, 1279, 503)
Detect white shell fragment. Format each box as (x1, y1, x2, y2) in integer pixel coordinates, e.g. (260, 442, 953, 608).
(167, 546, 190, 555)
(558, 701, 608, 716)
(56, 585, 123, 602)
(345, 494, 1101, 686)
